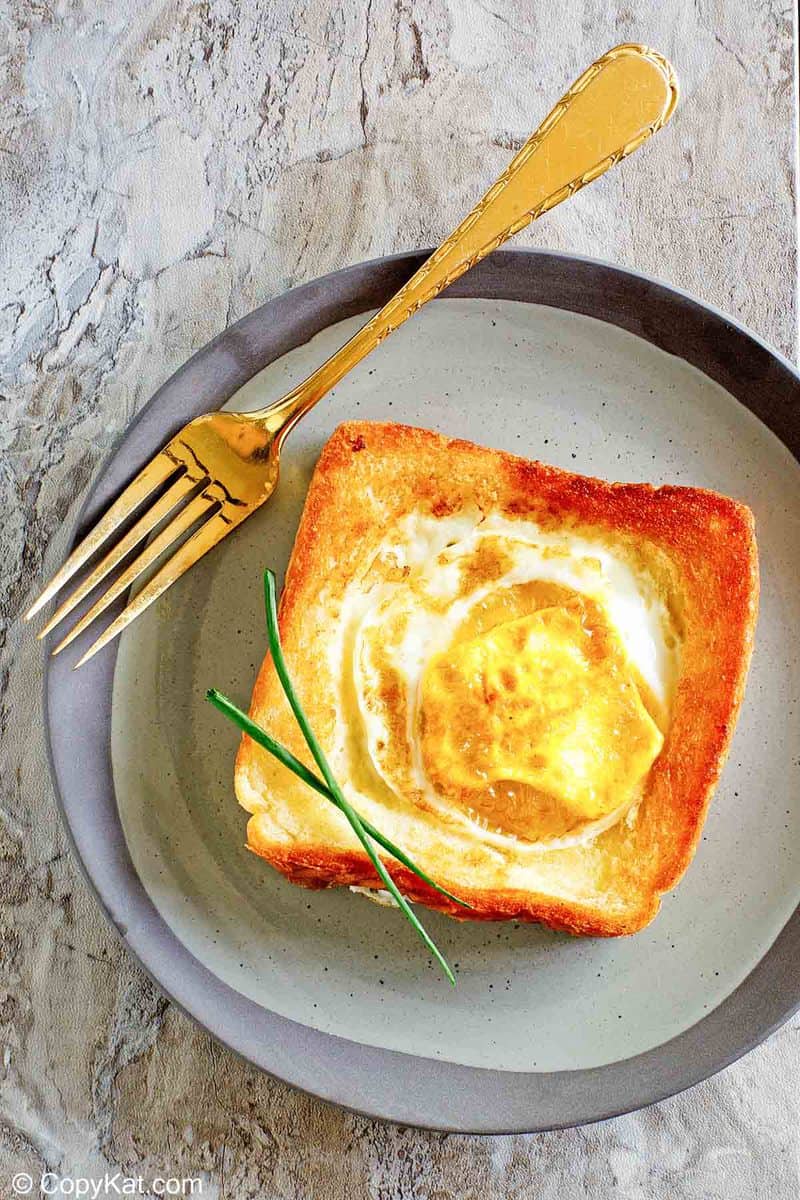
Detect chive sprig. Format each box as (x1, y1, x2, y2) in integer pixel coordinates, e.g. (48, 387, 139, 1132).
(208, 568, 466, 984)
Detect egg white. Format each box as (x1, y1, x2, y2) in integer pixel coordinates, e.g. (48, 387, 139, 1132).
(335, 510, 680, 852)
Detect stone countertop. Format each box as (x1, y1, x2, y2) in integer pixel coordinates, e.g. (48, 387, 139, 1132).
(1, 2, 797, 1196)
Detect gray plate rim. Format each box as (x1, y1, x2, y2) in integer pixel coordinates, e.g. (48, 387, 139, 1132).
(43, 248, 800, 1133)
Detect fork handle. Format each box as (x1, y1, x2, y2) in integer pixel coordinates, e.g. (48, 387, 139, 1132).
(260, 43, 677, 437)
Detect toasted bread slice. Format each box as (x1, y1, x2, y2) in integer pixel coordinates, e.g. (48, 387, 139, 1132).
(235, 422, 758, 936)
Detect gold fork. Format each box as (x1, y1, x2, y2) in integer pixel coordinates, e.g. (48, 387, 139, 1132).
(26, 44, 677, 667)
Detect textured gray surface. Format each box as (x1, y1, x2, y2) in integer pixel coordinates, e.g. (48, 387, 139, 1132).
(1, 1, 798, 1196)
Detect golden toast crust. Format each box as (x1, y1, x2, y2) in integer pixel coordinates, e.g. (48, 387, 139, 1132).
(235, 422, 759, 936)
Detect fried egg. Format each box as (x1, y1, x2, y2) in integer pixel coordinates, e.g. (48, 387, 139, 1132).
(331, 510, 680, 851)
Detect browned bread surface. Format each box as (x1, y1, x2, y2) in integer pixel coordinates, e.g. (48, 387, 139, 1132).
(235, 421, 759, 936)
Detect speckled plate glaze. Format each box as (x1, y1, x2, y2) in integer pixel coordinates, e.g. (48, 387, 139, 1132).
(45, 251, 800, 1132)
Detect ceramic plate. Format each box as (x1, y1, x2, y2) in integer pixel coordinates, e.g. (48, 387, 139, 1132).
(45, 251, 800, 1132)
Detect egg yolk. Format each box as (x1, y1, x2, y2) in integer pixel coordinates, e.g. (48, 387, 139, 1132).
(419, 602, 663, 831)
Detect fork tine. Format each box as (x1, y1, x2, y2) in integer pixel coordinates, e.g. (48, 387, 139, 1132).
(37, 471, 204, 640)
(51, 491, 217, 657)
(25, 451, 180, 621)
(73, 507, 240, 668)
